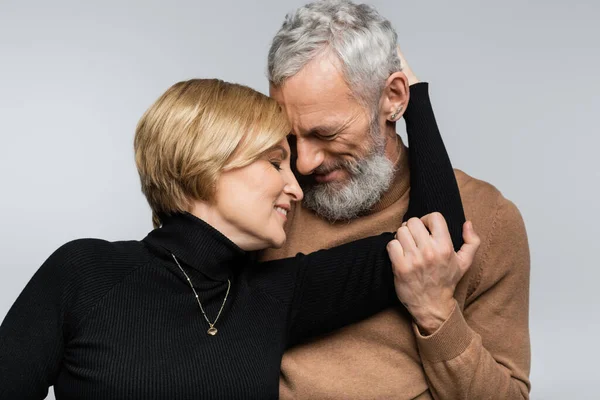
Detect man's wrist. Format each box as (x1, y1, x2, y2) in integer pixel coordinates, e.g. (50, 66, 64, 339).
(412, 300, 475, 363)
(412, 301, 455, 336)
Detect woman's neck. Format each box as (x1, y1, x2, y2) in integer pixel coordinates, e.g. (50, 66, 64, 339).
(189, 202, 264, 251)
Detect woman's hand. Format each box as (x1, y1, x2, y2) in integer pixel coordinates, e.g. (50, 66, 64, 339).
(387, 213, 480, 335)
(396, 45, 419, 86)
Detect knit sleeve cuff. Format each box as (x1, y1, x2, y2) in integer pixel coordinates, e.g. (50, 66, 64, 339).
(405, 82, 431, 112)
(412, 300, 475, 363)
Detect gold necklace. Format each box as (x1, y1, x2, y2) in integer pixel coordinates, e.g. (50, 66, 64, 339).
(171, 253, 231, 336)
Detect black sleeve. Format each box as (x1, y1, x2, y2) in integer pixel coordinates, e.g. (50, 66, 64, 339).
(282, 232, 397, 346)
(403, 83, 466, 251)
(264, 83, 467, 346)
(0, 239, 140, 399)
(0, 245, 69, 399)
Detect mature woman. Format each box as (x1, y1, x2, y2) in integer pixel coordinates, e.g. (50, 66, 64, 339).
(0, 77, 477, 399)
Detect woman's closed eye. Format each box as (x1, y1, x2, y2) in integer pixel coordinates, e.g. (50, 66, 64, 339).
(269, 160, 282, 171)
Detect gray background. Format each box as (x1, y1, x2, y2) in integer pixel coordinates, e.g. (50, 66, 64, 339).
(1, 0, 598, 398)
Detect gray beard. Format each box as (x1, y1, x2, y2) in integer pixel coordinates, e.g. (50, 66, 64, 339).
(301, 149, 395, 222)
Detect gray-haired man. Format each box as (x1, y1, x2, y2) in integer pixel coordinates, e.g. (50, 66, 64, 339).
(261, 0, 531, 398)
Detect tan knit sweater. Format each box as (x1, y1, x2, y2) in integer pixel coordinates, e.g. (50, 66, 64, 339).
(261, 143, 531, 399)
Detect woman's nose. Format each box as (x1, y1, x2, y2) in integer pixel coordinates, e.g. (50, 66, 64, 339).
(284, 173, 304, 202)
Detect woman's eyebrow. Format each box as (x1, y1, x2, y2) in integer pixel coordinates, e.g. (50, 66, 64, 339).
(270, 145, 289, 159)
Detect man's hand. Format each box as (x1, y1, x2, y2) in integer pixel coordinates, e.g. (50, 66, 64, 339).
(396, 45, 419, 86)
(387, 213, 480, 335)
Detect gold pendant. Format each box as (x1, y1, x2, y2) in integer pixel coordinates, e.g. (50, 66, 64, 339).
(207, 327, 218, 336)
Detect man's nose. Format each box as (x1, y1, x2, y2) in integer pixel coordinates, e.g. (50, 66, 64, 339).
(295, 137, 324, 175)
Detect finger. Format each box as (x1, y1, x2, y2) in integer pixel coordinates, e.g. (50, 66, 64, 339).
(386, 239, 407, 272)
(406, 217, 432, 249)
(456, 221, 481, 271)
(420, 212, 452, 244)
(396, 226, 418, 255)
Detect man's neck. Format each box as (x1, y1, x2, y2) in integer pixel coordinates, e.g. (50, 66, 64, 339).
(384, 127, 402, 166)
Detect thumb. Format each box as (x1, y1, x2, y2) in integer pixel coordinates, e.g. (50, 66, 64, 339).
(456, 221, 480, 271)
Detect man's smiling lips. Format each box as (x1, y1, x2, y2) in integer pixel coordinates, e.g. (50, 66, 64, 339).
(314, 168, 345, 183)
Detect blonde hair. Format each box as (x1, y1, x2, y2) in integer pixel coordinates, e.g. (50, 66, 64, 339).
(134, 79, 291, 228)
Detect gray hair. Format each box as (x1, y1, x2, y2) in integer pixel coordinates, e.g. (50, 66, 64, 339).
(268, 0, 402, 110)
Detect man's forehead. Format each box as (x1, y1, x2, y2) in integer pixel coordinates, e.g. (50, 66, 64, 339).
(271, 53, 351, 108)
(279, 94, 349, 134)
(269, 53, 366, 136)
(273, 89, 355, 134)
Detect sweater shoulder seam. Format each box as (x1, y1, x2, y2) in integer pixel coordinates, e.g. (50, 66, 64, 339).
(71, 258, 154, 333)
(466, 193, 504, 300)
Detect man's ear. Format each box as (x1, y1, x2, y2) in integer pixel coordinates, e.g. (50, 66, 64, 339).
(380, 71, 410, 122)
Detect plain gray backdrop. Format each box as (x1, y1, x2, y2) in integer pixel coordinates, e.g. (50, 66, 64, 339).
(1, 0, 598, 399)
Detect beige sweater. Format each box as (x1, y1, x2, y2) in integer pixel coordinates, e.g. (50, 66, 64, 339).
(261, 143, 531, 399)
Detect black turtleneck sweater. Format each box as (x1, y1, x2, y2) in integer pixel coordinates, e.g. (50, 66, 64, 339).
(1, 213, 398, 399)
(0, 83, 465, 399)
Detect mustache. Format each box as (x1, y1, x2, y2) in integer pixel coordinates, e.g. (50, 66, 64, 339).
(296, 158, 362, 190)
(313, 159, 358, 175)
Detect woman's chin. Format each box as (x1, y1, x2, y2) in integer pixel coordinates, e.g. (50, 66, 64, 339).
(269, 233, 287, 249)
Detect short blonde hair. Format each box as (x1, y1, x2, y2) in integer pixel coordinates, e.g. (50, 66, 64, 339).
(134, 79, 290, 228)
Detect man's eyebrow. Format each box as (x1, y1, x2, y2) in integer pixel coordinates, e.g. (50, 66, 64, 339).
(303, 124, 342, 136)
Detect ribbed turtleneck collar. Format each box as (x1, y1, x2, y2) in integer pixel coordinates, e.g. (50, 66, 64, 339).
(143, 212, 247, 282)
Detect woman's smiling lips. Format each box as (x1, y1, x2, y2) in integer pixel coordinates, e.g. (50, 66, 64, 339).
(274, 204, 290, 221)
